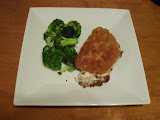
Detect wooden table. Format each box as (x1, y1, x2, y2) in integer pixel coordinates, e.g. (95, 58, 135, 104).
(0, 0, 160, 119)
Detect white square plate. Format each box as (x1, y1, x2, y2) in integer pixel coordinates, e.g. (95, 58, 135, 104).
(14, 7, 150, 106)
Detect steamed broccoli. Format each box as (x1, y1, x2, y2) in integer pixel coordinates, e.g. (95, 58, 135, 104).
(54, 35, 63, 49)
(54, 36, 78, 49)
(46, 19, 64, 35)
(43, 32, 54, 47)
(62, 26, 75, 38)
(65, 21, 81, 38)
(42, 19, 81, 73)
(60, 47, 77, 73)
(61, 36, 78, 47)
(63, 47, 77, 63)
(60, 62, 75, 72)
(42, 45, 63, 70)
(44, 19, 65, 47)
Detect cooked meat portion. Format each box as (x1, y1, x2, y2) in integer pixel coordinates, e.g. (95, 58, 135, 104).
(75, 27, 120, 74)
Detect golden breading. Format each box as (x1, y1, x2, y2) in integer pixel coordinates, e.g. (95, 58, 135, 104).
(75, 27, 120, 74)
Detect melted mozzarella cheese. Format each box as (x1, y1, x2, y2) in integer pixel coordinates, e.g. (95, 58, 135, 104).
(76, 70, 111, 87)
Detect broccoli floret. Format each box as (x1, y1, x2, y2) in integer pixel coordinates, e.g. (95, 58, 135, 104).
(66, 21, 81, 38)
(44, 32, 54, 47)
(42, 19, 81, 73)
(44, 19, 65, 46)
(63, 47, 77, 63)
(60, 62, 75, 72)
(46, 19, 65, 35)
(59, 47, 77, 72)
(54, 35, 63, 49)
(62, 26, 75, 38)
(42, 45, 63, 70)
(43, 44, 50, 53)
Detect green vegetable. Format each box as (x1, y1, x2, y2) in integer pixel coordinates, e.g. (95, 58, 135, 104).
(42, 19, 81, 73)
(60, 62, 75, 72)
(60, 47, 77, 72)
(54, 35, 63, 49)
(54, 36, 78, 49)
(62, 26, 75, 38)
(61, 36, 78, 47)
(44, 19, 65, 47)
(42, 45, 63, 70)
(43, 32, 54, 47)
(46, 19, 64, 35)
(65, 21, 81, 38)
(63, 47, 77, 63)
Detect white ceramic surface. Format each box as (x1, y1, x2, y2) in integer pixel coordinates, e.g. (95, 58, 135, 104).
(14, 7, 150, 106)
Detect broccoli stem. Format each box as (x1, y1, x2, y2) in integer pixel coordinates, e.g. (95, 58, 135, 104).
(61, 36, 78, 46)
(60, 66, 70, 72)
(46, 36, 53, 47)
(60, 63, 75, 72)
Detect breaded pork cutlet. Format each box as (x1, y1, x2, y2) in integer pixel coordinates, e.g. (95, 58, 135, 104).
(75, 27, 121, 88)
